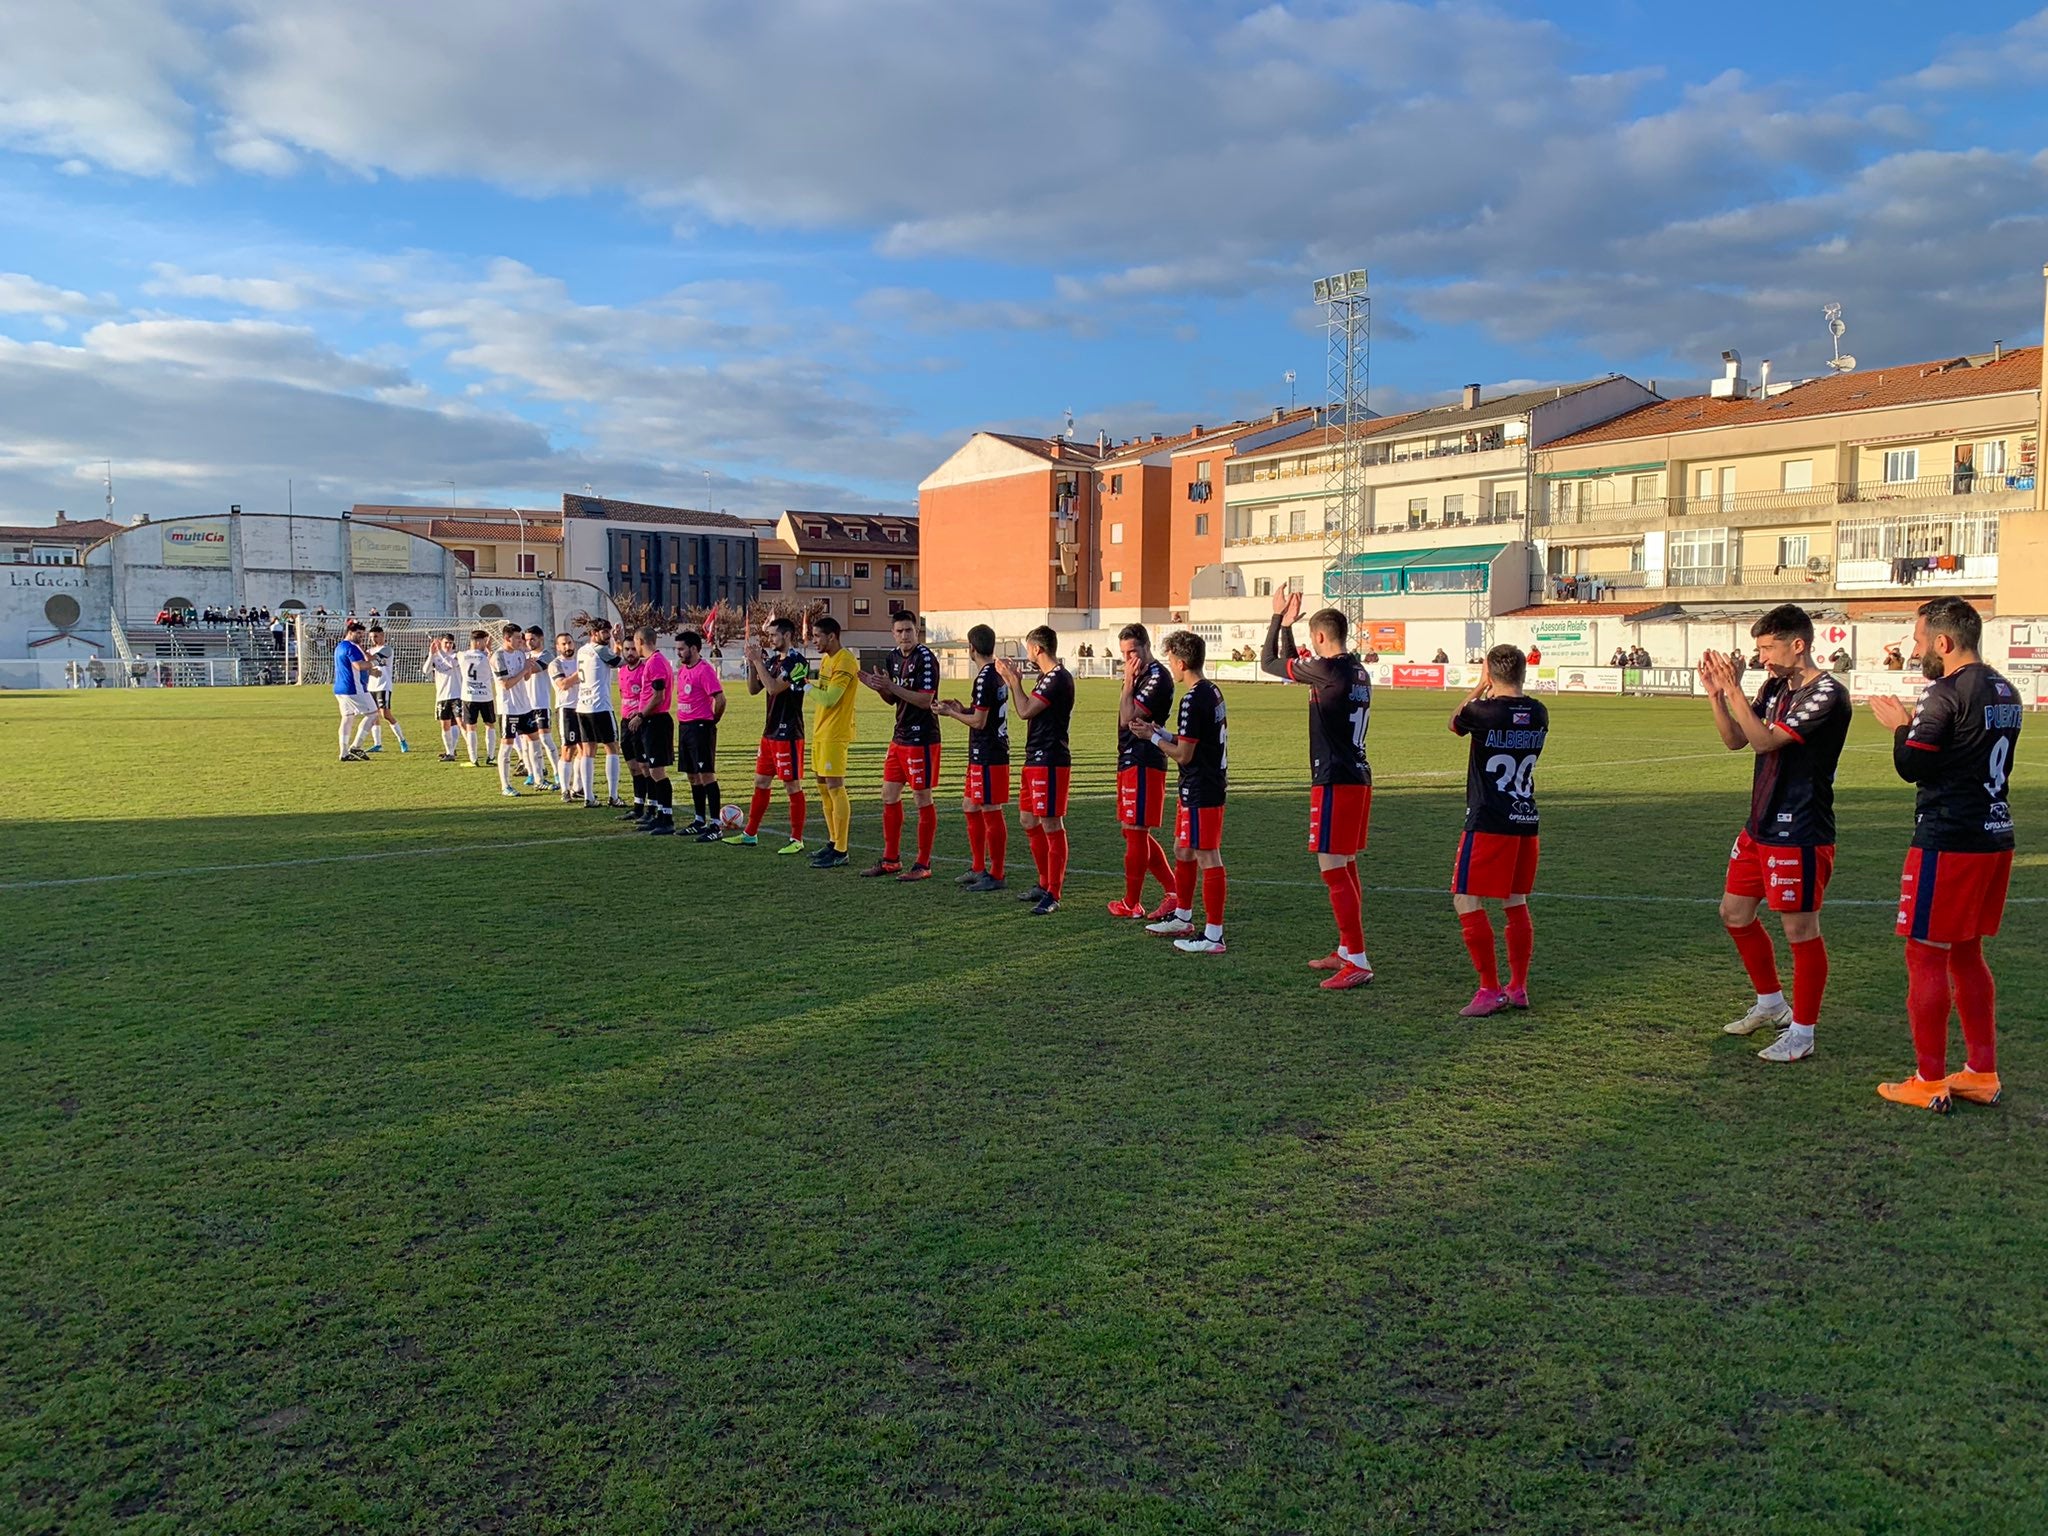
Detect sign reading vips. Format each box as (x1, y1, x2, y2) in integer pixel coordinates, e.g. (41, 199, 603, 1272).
(161, 520, 230, 568)
(349, 523, 414, 574)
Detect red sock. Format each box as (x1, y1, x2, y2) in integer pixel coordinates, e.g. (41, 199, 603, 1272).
(964, 808, 986, 872)
(1345, 859, 1366, 949)
(1201, 865, 1226, 929)
(1174, 858, 1197, 914)
(745, 785, 771, 835)
(985, 812, 1007, 880)
(1122, 829, 1148, 905)
(788, 790, 806, 841)
(1949, 938, 1997, 1073)
(1145, 834, 1175, 897)
(1322, 868, 1364, 954)
(916, 803, 936, 865)
(1905, 940, 1953, 1081)
(1459, 909, 1499, 990)
(882, 799, 904, 863)
(1726, 920, 1781, 995)
(1046, 829, 1070, 898)
(1504, 903, 1533, 989)
(1025, 823, 1049, 887)
(1789, 935, 1827, 1028)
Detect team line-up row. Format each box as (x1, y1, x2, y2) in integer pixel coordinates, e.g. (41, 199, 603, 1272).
(326, 590, 2021, 1113)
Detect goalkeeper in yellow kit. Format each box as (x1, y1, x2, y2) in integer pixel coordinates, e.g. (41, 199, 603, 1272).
(807, 615, 859, 868)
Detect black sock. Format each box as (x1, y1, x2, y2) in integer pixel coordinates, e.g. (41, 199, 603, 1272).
(656, 779, 673, 816)
(705, 780, 721, 818)
(632, 772, 648, 807)
(689, 781, 705, 819)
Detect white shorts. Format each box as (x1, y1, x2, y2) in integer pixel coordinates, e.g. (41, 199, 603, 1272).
(337, 693, 379, 717)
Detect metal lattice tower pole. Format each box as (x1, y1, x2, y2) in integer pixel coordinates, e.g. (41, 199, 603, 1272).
(1315, 270, 1370, 624)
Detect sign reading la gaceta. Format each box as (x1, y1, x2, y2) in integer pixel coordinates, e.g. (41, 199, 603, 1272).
(8, 568, 92, 590)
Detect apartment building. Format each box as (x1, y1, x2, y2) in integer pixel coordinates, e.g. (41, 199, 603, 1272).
(1534, 348, 2039, 614)
(2, 511, 124, 565)
(919, 432, 1105, 643)
(558, 493, 760, 614)
(354, 505, 564, 578)
(756, 511, 918, 646)
(1188, 377, 1655, 648)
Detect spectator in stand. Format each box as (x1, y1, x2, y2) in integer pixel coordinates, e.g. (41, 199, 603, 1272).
(1610, 647, 1628, 667)
(1884, 644, 1905, 671)
(1432, 648, 1450, 664)
(1363, 648, 1381, 664)
(271, 615, 286, 650)
(1828, 647, 1852, 671)
(1527, 644, 1543, 666)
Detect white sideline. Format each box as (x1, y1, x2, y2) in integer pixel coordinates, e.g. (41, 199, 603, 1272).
(2, 824, 2036, 910)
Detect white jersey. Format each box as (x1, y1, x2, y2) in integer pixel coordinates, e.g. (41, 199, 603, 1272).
(575, 640, 620, 714)
(548, 655, 577, 715)
(366, 643, 391, 695)
(425, 650, 459, 703)
(457, 646, 495, 703)
(495, 649, 543, 713)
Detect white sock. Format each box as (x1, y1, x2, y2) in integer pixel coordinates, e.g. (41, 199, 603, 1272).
(606, 755, 620, 800)
(582, 757, 595, 802)
(485, 727, 497, 759)
(538, 739, 559, 781)
(1340, 947, 1370, 970)
(370, 722, 382, 747)
(390, 720, 407, 747)
(347, 715, 371, 750)
(1783, 1022, 1815, 1041)
(1175, 907, 1192, 922)
(442, 724, 456, 754)
(1756, 990, 1787, 1012)
(1205, 923, 1224, 941)
(339, 721, 351, 756)
(498, 743, 514, 792)
(465, 730, 478, 765)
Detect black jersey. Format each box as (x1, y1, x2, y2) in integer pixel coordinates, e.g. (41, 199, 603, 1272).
(1745, 670, 1851, 844)
(967, 661, 1010, 766)
(1261, 617, 1372, 785)
(888, 644, 940, 745)
(1025, 664, 1075, 768)
(1895, 662, 2021, 852)
(1118, 658, 1174, 771)
(1453, 694, 1548, 836)
(1174, 679, 1228, 807)
(762, 650, 808, 741)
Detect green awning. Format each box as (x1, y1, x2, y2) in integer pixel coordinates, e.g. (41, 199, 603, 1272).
(1330, 548, 1423, 572)
(1397, 543, 1506, 571)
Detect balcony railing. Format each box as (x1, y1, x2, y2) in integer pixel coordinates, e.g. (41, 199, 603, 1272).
(794, 575, 851, 590)
(1847, 473, 2035, 503)
(1670, 483, 1841, 518)
(1539, 498, 1667, 527)
(1662, 563, 1834, 591)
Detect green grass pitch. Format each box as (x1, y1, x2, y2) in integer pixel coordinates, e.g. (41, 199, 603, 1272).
(3, 679, 2044, 1534)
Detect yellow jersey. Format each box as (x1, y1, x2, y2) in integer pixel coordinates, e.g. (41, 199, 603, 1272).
(811, 646, 860, 740)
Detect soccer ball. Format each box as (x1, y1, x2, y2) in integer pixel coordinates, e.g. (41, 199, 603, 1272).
(719, 804, 745, 830)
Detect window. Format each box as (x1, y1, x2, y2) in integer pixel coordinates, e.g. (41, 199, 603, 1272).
(44, 593, 80, 628)
(760, 565, 782, 590)
(1110, 522, 1124, 545)
(885, 564, 904, 589)
(1288, 509, 1306, 536)
(1194, 513, 1209, 536)
(1552, 482, 1575, 514)
(1443, 493, 1465, 524)
(1979, 440, 2008, 475)
(518, 551, 537, 574)
(1253, 577, 1274, 596)
(1492, 489, 1518, 519)
(1109, 571, 1124, 592)
(1696, 468, 1713, 501)
(807, 524, 824, 538)
(1110, 473, 1124, 494)
(1778, 536, 1809, 568)
(853, 597, 870, 615)
(1669, 527, 1728, 586)
(386, 602, 411, 618)
(479, 603, 504, 619)
(1196, 461, 1212, 482)
(845, 526, 866, 540)
(853, 562, 870, 579)
(1884, 449, 1918, 484)
(1226, 507, 1252, 541)
(1631, 474, 1658, 504)
(452, 547, 477, 570)
(816, 598, 830, 614)
(1267, 514, 1280, 538)
(1781, 459, 1813, 492)
(1407, 497, 1427, 527)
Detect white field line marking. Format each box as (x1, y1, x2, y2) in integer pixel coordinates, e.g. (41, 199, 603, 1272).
(3, 819, 2039, 911)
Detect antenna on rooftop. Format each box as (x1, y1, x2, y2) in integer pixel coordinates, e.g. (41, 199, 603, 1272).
(1824, 304, 1856, 373)
(1062, 407, 1075, 440)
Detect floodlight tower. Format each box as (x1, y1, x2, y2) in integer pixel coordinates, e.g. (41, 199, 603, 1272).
(1315, 269, 1370, 624)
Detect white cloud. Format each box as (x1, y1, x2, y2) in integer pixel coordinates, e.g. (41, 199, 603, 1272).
(143, 263, 326, 312)
(0, 273, 97, 315)
(0, 0, 201, 176)
(211, 123, 299, 176)
(1905, 11, 2048, 92)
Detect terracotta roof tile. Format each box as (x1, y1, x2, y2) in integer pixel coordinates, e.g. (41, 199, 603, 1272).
(0, 518, 124, 542)
(984, 433, 1107, 464)
(1548, 348, 2042, 450)
(562, 493, 754, 529)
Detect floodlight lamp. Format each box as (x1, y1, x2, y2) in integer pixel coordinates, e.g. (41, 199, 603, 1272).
(1348, 269, 1368, 291)
(1313, 279, 1330, 302)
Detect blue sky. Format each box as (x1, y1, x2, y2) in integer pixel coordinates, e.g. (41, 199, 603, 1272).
(1, 1, 2045, 524)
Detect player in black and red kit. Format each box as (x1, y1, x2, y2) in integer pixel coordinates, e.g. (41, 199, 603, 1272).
(1448, 645, 1547, 1016)
(1869, 597, 2023, 1112)
(738, 615, 808, 849)
(937, 623, 1011, 893)
(1110, 623, 1180, 920)
(995, 625, 1072, 916)
(1261, 587, 1376, 990)
(1146, 630, 1229, 954)
(858, 610, 942, 881)
(1698, 604, 1851, 1064)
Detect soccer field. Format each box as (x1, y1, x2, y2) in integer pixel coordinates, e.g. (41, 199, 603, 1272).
(4, 680, 2044, 1534)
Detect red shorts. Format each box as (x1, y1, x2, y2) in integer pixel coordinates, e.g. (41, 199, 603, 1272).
(1309, 783, 1371, 855)
(963, 763, 1010, 808)
(1452, 830, 1539, 898)
(1897, 847, 2012, 943)
(1117, 763, 1167, 830)
(1022, 766, 1069, 818)
(754, 737, 805, 783)
(883, 741, 941, 792)
(1725, 829, 1833, 913)
(1175, 802, 1225, 852)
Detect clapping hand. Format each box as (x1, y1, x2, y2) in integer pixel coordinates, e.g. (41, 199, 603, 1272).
(1868, 693, 1912, 732)
(1273, 587, 1304, 626)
